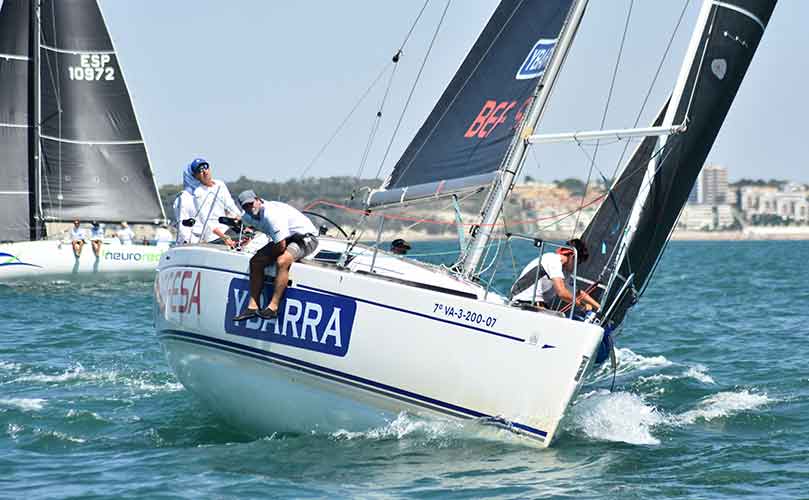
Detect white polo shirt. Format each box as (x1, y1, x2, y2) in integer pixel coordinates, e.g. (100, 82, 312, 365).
(69, 227, 86, 242)
(512, 252, 569, 304)
(242, 201, 316, 243)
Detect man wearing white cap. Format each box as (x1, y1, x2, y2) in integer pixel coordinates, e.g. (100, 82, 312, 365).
(233, 190, 318, 321)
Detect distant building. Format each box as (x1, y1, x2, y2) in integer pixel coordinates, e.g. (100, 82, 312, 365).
(700, 165, 728, 205)
(740, 185, 809, 223)
(679, 204, 734, 230)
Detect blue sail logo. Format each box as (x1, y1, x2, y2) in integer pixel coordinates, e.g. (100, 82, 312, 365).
(516, 38, 557, 80)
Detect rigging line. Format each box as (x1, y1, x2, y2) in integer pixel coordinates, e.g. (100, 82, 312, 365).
(612, 0, 691, 177)
(354, 62, 400, 187)
(298, 62, 391, 179)
(399, 0, 432, 50)
(374, 0, 453, 181)
(386, 0, 524, 185)
(571, 0, 634, 238)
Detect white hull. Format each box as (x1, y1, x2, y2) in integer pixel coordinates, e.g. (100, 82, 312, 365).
(154, 239, 603, 446)
(0, 239, 166, 281)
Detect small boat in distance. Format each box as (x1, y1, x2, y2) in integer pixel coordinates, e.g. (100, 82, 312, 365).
(154, 0, 776, 446)
(0, 0, 165, 281)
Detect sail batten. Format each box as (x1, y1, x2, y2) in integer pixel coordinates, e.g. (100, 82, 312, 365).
(368, 0, 576, 209)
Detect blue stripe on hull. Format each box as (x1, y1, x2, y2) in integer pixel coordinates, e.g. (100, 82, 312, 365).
(158, 328, 548, 440)
(160, 263, 524, 343)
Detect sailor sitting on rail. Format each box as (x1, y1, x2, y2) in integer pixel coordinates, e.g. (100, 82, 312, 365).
(190, 158, 241, 248)
(69, 219, 87, 258)
(89, 221, 104, 258)
(510, 238, 600, 313)
(232, 190, 319, 321)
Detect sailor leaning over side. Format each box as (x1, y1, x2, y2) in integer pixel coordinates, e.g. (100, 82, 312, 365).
(232, 190, 319, 321)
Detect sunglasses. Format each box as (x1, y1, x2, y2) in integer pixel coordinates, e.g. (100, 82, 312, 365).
(241, 202, 254, 212)
(194, 163, 210, 173)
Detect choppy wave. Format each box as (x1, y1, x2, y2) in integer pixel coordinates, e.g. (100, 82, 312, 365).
(8, 363, 182, 396)
(0, 398, 46, 411)
(676, 390, 772, 424)
(590, 347, 673, 382)
(332, 412, 462, 442)
(568, 388, 773, 446)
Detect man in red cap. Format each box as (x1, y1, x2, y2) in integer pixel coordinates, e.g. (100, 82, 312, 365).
(510, 238, 600, 312)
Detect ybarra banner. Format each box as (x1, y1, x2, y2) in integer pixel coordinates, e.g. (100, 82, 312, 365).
(224, 278, 357, 357)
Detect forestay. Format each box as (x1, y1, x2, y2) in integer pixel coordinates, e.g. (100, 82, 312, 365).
(38, 0, 163, 223)
(367, 0, 575, 208)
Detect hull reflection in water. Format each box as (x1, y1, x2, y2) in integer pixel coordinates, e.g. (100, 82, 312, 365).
(154, 239, 603, 447)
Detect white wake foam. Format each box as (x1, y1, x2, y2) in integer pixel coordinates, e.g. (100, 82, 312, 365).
(0, 361, 21, 371)
(332, 412, 461, 441)
(0, 398, 46, 411)
(683, 365, 715, 384)
(590, 348, 673, 382)
(676, 390, 771, 424)
(11, 364, 115, 384)
(6, 423, 23, 438)
(568, 390, 663, 445)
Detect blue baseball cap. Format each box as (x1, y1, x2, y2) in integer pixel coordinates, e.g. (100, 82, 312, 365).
(189, 158, 210, 174)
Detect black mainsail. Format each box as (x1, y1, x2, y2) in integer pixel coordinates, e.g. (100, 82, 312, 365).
(39, 0, 163, 223)
(0, 0, 36, 242)
(585, 0, 777, 327)
(367, 0, 577, 208)
(0, 0, 164, 242)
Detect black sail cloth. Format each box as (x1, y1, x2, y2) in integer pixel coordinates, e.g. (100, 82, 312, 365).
(38, 0, 163, 223)
(368, 0, 575, 207)
(0, 0, 35, 242)
(586, 1, 777, 327)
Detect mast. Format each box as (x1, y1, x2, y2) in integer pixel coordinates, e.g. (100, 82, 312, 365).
(462, 0, 588, 277)
(31, 0, 43, 239)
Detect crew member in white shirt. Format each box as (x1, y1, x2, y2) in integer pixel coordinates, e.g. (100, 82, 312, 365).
(154, 223, 173, 249)
(69, 219, 86, 258)
(89, 221, 104, 258)
(117, 221, 135, 245)
(232, 190, 318, 321)
(190, 158, 241, 248)
(172, 161, 203, 245)
(511, 238, 600, 312)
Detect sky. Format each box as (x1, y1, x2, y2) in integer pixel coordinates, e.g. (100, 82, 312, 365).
(97, 0, 808, 186)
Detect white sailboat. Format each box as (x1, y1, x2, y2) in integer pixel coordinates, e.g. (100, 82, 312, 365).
(0, 0, 165, 281)
(154, 0, 776, 447)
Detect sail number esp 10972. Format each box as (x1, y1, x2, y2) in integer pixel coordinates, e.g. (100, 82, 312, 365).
(67, 54, 115, 82)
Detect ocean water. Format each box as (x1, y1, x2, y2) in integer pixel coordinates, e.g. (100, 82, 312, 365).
(1, 240, 808, 499)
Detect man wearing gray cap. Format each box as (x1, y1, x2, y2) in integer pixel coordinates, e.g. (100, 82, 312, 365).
(232, 190, 318, 321)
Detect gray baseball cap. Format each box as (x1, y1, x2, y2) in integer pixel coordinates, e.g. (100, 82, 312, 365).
(238, 189, 258, 207)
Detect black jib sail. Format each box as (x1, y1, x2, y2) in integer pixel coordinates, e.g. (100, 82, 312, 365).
(596, 0, 777, 327)
(38, 0, 163, 223)
(368, 0, 575, 207)
(0, 0, 36, 242)
(576, 102, 669, 290)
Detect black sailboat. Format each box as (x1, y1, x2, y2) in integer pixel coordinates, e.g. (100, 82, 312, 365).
(1, 0, 165, 279)
(0, 0, 163, 244)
